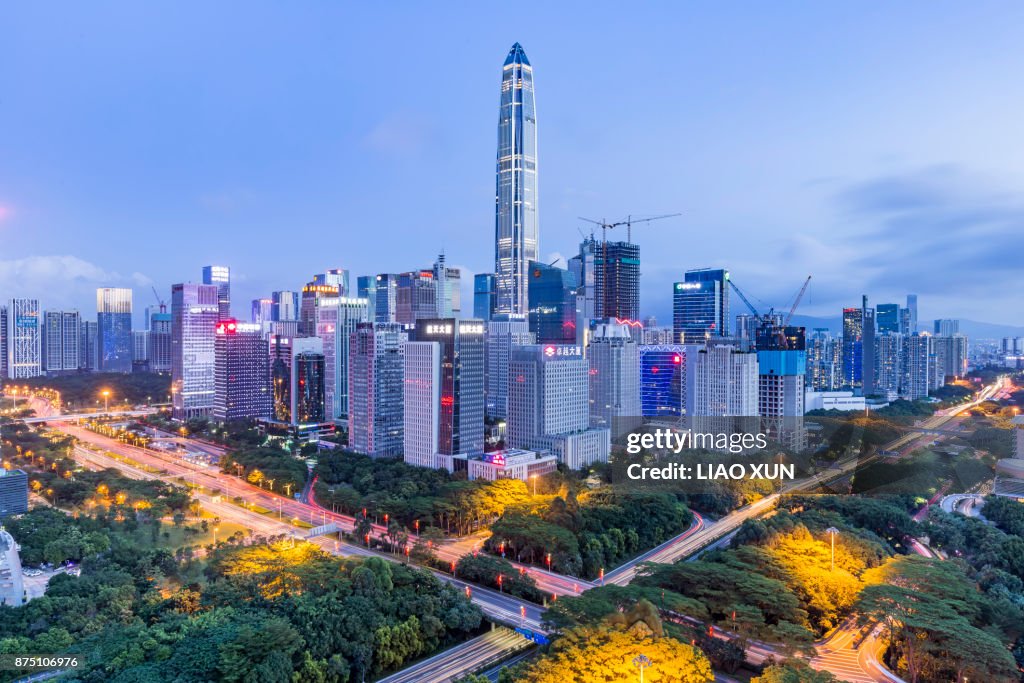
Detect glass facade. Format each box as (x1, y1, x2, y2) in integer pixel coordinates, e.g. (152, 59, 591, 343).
(640, 345, 686, 417)
(494, 43, 538, 315)
(527, 261, 577, 344)
(474, 273, 495, 321)
(96, 288, 133, 373)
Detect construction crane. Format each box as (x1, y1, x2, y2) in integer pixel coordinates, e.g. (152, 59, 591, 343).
(578, 213, 681, 244)
(151, 286, 167, 314)
(783, 276, 812, 326)
(728, 279, 769, 325)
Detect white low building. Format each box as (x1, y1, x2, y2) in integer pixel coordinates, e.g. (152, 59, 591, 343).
(804, 390, 866, 413)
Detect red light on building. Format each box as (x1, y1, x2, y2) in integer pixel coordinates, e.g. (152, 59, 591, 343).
(544, 345, 556, 357)
(215, 319, 239, 335)
(673, 355, 681, 364)
(440, 395, 454, 407)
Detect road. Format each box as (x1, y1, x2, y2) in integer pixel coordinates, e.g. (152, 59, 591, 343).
(376, 628, 531, 683)
(940, 493, 985, 517)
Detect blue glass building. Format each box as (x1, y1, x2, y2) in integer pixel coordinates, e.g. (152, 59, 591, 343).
(527, 261, 577, 345)
(96, 288, 133, 373)
(640, 345, 686, 417)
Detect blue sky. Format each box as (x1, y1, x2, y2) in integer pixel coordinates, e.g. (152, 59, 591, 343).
(2, 2, 1023, 327)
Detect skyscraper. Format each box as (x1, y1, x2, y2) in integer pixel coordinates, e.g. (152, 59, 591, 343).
(96, 288, 133, 373)
(494, 43, 538, 316)
(348, 322, 406, 457)
(484, 315, 533, 420)
(395, 270, 437, 325)
(79, 320, 98, 372)
(329, 297, 370, 421)
(906, 294, 918, 335)
(374, 274, 399, 323)
(6, 299, 42, 379)
(292, 338, 326, 425)
(474, 273, 496, 322)
(148, 311, 172, 373)
(527, 260, 577, 345)
(806, 328, 841, 391)
(404, 319, 486, 470)
(578, 237, 641, 321)
(251, 298, 273, 328)
(933, 319, 960, 336)
(841, 307, 863, 387)
(508, 343, 610, 470)
(271, 290, 298, 322)
(673, 268, 730, 342)
(214, 321, 271, 420)
(43, 310, 80, 375)
(433, 253, 461, 318)
(202, 265, 231, 319)
(693, 344, 759, 417)
(861, 296, 876, 396)
(171, 283, 219, 419)
(587, 322, 642, 436)
(0, 307, 7, 379)
(876, 304, 900, 334)
(640, 345, 695, 418)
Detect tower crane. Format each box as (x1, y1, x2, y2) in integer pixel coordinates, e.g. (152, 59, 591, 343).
(783, 276, 812, 326)
(151, 286, 167, 314)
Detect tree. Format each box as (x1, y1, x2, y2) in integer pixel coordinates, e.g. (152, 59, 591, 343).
(754, 661, 839, 683)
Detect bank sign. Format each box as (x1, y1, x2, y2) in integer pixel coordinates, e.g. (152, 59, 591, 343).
(543, 345, 581, 359)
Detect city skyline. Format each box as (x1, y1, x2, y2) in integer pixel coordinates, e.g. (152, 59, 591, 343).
(2, 4, 1024, 327)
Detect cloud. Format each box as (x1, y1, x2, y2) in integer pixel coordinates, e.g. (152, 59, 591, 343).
(0, 255, 151, 310)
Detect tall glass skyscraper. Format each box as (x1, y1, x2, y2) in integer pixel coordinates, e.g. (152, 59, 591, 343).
(494, 43, 538, 316)
(96, 288, 133, 373)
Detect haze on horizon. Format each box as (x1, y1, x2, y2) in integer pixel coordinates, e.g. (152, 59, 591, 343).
(1, 2, 1023, 328)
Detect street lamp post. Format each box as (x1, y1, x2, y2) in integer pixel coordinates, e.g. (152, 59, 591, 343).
(826, 526, 840, 571)
(102, 390, 110, 413)
(633, 654, 651, 683)
(530, 474, 537, 496)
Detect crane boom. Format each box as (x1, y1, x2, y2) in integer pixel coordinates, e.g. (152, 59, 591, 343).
(728, 279, 762, 321)
(784, 276, 812, 326)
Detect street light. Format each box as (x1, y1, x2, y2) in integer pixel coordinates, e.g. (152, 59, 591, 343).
(633, 654, 652, 683)
(826, 526, 840, 571)
(101, 390, 110, 413)
(530, 473, 537, 496)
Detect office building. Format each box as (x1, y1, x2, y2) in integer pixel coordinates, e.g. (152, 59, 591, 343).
(462, 449, 558, 482)
(79, 320, 97, 372)
(494, 43, 539, 316)
(693, 344, 759, 416)
(757, 350, 806, 418)
(876, 304, 900, 334)
(588, 322, 641, 436)
(403, 319, 485, 470)
(132, 330, 149, 370)
(396, 270, 437, 325)
(874, 333, 904, 399)
(148, 311, 172, 372)
(357, 276, 377, 316)
(43, 310, 80, 375)
(433, 253, 461, 318)
(862, 297, 876, 396)
(485, 315, 533, 420)
(474, 273, 496, 322)
(96, 288, 133, 373)
(527, 260, 577, 345)
(202, 265, 231, 319)
(251, 298, 273, 328)
(934, 319, 960, 336)
(348, 323, 406, 457)
(595, 239, 641, 321)
(329, 297, 370, 421)
(0, 307, 6, 378)
(0, 469, 28, 517)
(373, 273, 399, 323)
(906, 294, 919, 335)
(214, 321, 271, 421)
(640, 345, 694, 418)
(271, 290, 298, 322)
(508, 343, 610, 470)
(902, 334, 933, 400)
(6, 299, 41, 379)
(804, 390, 867, 413)
(933, 335, 968, 381)
(299, 279, 339, 336)
(841, 307, 863, 388)
(171, 283, 219, 419)
(291, 336, 326, 425)
(673, 268, 730, 342)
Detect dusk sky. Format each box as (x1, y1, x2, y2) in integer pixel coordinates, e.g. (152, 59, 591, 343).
(2, 2, 1023, 329)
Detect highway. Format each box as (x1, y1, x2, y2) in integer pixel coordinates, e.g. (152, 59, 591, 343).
(376, 628, 531, 683)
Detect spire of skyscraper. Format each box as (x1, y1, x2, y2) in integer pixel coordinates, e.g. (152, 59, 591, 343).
(494, 42, 538, 316)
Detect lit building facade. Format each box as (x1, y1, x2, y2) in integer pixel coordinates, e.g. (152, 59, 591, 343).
(214, 321, 271, 420)
(97, 287, 133, 373)
(202, 265, 231, 319)
(694, 344, 759, 416)
(43, 310, 80, 375)
(6, 299, 41, 379)
(588, 322, 641, 436)
(527, 260, 577, 345)
(148, 312, 172, 372)
(348, 322, 406, 457)
(673, 268, 730, 342)
(474, 273, 496, 322)
(485, 315, 533, 420)
(171, 283, 219, 419)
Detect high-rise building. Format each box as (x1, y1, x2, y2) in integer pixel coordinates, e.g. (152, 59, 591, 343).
(933, 319, 960, 336)
(251, 299, 273, 328)
(906, 294, 918, 335)
(396, 270, 437, 325)
(357, 276, 377, 318)
(214, 320, 271, 420)
(132, 330, 149, 370)
(271, 290, 299, 322)
(593, 239, 641, 321)
(79, 320, 98, 372)
(171, 283, 219, 419)
(673, 269, 730, 342)
(757, 350, 806, 417)
(485, 315, 533, 420)
(508, 343, 609, 471)
(299, 280, 339, 336)
(0, 307, 7, 379)
(202, 265, 231, 319)
(348, 323, 406, 457)
(43, 310, 80, 375)
(148, 311, 172, 372)
(876, 304, 900, 334)
(874, 333, 904, 399)
(328, 297, 370, 421)
(861, 296, 876, 396)
(433, 254, 461, 318)
(403, 319, 485, 470)
(269, 334, 294, 423)
(693, 345, 759, 417)
(527, 260, 577, 345)
(841, 307, 863, 387)
(6, 299, 42, 379)
(640, 345, 700, 418)
(374, 274, 399, 323)
(806, 328, 841, 391)
(292, 339, 327, 425)
(96, 288, 133, 373)
(494, 43, 538, 316)
(474, 273, 496, 322)
(932, 335, 968, 381)
(587, 322, 641, 436)
(902, 334, 932, 399)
